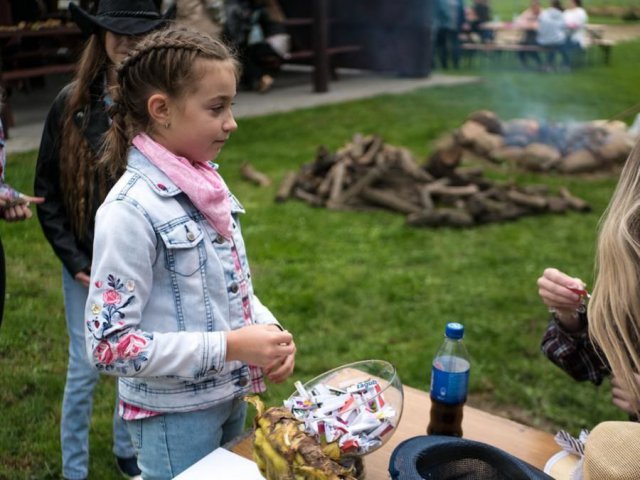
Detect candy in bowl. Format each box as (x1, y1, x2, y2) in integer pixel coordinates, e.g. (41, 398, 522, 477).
(286, 359, 404, 460)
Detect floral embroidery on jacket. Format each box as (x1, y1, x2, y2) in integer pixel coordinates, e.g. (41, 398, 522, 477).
(87, 274, 152, 374)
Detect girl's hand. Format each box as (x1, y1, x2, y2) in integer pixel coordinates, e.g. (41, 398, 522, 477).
(537, 267, 586, 331)
(226, 324, 295, 368)
(263, 342, 296, 384)
(611, 375, 640, 414)
(74, 271, 91, 288)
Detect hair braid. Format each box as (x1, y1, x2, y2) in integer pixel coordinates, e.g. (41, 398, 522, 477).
(98, 26, 239, 176)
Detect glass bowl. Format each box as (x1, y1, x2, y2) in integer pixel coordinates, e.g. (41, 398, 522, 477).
(286, 359, 404, 458)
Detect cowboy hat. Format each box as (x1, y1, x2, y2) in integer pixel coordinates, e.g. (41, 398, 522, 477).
(544, 421, 640, 480)
(389, 435, 553, 479)
(69, 0, 175, 37)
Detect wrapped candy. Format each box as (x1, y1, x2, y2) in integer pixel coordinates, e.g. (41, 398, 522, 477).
(284, 377, 397, 455)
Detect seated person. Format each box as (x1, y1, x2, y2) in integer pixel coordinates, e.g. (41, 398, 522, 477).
(465, 0, 493, 42)
(516, 0, 542, 68)
(563, 0, 589, 55)
(536, 0, 570, 70)
(224, 0, 290, 93)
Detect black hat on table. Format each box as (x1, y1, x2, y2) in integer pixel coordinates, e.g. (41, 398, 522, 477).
(69, 0, 175, 37)
(389, 435, 554, 479)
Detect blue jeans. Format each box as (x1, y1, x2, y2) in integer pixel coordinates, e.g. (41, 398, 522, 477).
(61, 268, 135, 479)
(126, 397, 247, 480)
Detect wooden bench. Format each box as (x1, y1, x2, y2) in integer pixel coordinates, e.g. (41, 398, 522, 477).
(460, 42, 546, 66)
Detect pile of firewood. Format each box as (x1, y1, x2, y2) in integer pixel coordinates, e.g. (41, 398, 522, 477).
(438, 110, 637, 174)
(275, 133, 591, 228)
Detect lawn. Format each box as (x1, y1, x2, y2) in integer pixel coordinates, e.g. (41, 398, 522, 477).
(1, 33, 639, 480)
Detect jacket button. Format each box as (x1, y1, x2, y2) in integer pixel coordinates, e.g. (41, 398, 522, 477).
(186, 231, 195, 241)
(238, 377, 249, 387)
(230, 282, 239, 293)
(214, 234, 225, 244)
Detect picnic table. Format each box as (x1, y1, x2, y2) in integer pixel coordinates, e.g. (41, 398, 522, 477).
(461, 21, 613, 66)
(176, 384, 560, 479)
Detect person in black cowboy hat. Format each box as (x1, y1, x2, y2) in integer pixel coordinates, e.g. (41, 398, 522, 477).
(34, 1, 173, 479)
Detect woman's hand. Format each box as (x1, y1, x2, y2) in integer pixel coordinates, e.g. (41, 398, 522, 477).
(537, 267, 586, 331)
(611, 375, 640, 415)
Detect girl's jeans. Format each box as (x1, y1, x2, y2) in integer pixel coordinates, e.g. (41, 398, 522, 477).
(61, 268, 135, 479)
(127, 397, 247, 480)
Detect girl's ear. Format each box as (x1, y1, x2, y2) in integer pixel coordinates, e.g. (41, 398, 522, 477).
(147, 93, 171, 129)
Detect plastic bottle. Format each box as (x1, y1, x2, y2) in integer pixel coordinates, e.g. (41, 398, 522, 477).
(427, 322, 470, 437)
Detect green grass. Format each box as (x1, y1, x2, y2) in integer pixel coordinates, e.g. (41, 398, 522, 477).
(1, 36, 639, 479)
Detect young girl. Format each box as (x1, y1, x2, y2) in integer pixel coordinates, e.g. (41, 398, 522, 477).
(85, 26, 296, 478)
(34, 1, 172, 478)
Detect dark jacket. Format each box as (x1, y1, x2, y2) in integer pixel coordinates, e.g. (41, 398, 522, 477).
(34, 79, 111, 277)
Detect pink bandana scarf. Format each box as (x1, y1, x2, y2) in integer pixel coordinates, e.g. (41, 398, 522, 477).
(132, 133, 233, 239)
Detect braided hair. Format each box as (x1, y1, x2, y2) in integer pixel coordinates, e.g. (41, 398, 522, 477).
(99, 26, 240, 180)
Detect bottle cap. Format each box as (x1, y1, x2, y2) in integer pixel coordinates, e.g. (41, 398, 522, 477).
(445, 322, 464, 339)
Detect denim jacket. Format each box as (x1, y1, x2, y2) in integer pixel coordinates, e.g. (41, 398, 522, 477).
(85, 148, 278, 412)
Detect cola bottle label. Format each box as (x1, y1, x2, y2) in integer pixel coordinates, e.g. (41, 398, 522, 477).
(430, 358, 470, 404)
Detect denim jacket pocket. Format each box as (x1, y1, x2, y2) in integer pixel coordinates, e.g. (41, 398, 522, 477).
(159, 219, 207, 276)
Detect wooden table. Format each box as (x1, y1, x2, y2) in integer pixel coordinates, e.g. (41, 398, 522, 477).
(229, 385, 559, 479)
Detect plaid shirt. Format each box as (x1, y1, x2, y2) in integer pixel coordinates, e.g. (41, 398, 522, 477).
(541, 313, 610, 385)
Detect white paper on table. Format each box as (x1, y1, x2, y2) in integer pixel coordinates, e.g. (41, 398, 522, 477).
(173, 447, 263, 479)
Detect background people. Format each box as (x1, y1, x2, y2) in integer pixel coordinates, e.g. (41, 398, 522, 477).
(224, 0, 289, 92)
(563, 0, 589, 63)
(434, 0, 467, 70)
(516, 0, 543, 68)
(87, 26, 295, 479)
(536, 0, 570, 71)
(33, 1, 172, 479)
(538, 137, 640, 419)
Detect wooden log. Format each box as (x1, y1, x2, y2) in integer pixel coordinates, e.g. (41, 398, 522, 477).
(423, 177, 452, 193)
(407, 208, 475, 228)
(419, 188, 435, 211)
(275, 171, 298, 203)
(559, 187, 591, 212)
(428, 184, 480, 197)
(350, 133, 366, 158)
(426, 143, 464, 178)
(310, 146, 338, 177)
(240, 162, 271, 187)
(360, 187, 422, 214)
(330, 164, 387, 207)
(328, 161, 347, 203)
(546, 197, 569, 213)
(506, 189, 548, 210)
(357, 135, 383, 165)
(293, 187, 324, 207)
(397, 147, 434, 182)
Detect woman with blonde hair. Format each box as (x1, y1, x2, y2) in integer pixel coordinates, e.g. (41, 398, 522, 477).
(538, 139, 640, 417)
(588, 138, 640, 416)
